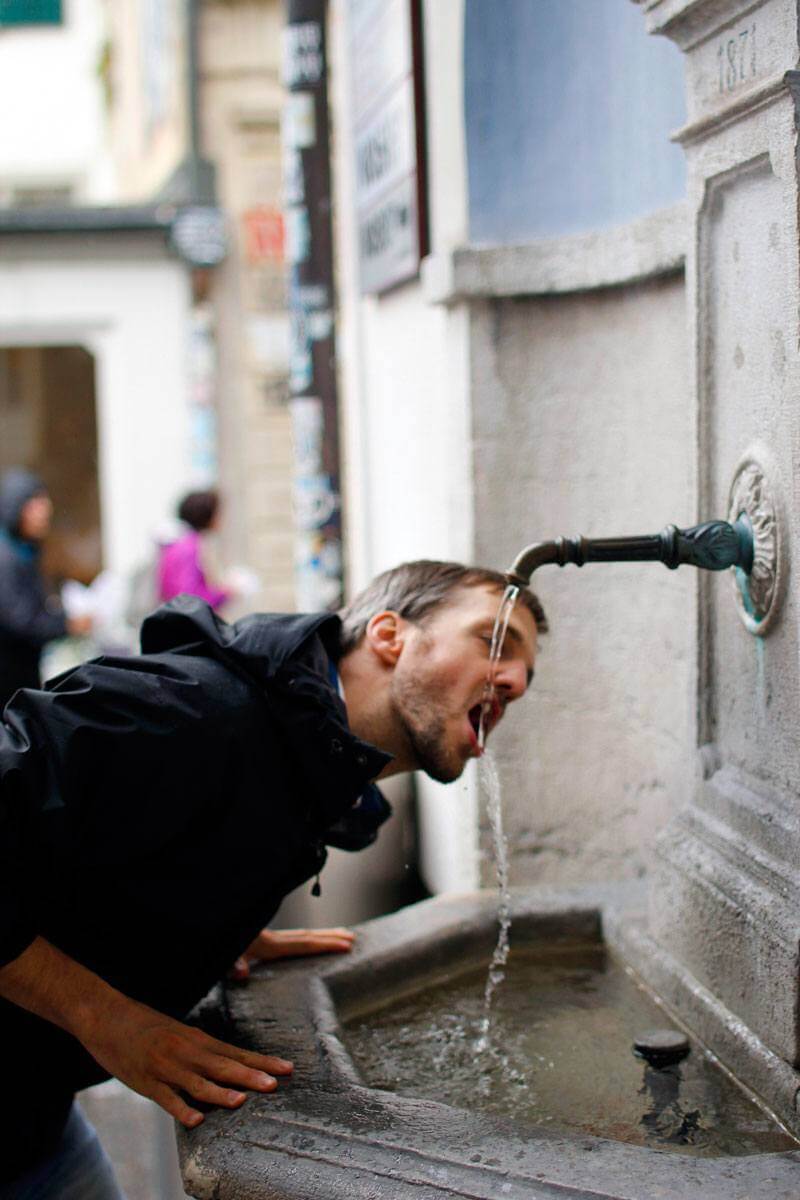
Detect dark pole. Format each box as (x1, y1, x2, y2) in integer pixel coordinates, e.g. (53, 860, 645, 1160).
(283, 0, 343, 610)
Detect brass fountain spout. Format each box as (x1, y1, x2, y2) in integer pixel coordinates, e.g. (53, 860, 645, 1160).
(505, 517, 755, 588)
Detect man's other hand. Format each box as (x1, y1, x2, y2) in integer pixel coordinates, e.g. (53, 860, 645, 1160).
(85, 994, 293, 1128)
(229, 926, 355, 980)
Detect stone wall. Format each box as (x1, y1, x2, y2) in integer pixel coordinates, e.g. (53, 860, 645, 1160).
(469, 272, 694, 886)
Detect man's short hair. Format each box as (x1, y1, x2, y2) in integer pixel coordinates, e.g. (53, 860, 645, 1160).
(338, 560, 548, 653)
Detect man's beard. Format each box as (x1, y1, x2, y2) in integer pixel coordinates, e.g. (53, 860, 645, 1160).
(390, 670, 465, 784)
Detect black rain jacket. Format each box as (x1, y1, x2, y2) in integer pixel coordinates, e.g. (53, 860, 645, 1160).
(0, 597, 391, 1179)
(0, 469, 67, 709)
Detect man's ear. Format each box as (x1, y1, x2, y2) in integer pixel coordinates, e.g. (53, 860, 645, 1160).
(365, 610, 405, 668)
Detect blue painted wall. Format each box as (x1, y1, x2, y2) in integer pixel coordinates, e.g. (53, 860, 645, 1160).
(465, 0, 687, 243)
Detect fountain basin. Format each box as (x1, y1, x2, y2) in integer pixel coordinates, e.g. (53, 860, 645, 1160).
(179, 885, 800, 1199)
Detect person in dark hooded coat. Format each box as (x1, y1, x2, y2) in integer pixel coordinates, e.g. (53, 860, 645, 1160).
(0, 560, 543, 1198)
(0, 468, 90, 710)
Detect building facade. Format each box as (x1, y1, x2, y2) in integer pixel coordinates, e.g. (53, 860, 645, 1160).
(0, 0, 297, 623)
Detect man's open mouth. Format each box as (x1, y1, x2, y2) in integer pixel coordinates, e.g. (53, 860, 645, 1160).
(468, 697, 501, 743)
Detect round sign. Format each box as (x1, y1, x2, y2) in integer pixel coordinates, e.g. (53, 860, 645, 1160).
(170, 206, 227, 267)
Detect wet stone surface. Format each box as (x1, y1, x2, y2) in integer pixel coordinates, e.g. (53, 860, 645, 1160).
(342, 944, 798, 1158)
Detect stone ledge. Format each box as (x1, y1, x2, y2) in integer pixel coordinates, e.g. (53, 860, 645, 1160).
(422, 205, 688, 306)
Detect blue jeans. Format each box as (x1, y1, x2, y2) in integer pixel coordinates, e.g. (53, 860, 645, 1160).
(1, 1105, 125, 1200)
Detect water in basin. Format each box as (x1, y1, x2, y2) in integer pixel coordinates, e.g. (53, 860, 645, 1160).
(342, 943, 798, 1157)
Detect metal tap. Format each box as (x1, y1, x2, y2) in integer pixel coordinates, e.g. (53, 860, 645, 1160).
(506, 517, 755, 587)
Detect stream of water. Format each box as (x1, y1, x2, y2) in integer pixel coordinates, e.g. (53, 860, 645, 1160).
(477, 584, 520, 751)
(475, 584, 521, 1055)
(476, 751, 510, 1054)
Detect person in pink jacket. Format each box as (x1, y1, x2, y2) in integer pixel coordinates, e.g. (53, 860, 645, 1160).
(157, 489, 230, 611)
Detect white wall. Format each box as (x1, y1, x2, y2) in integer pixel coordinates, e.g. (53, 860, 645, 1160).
(331, 0, 480, 892)
(0, 0, 113, 201)
(0, 239, 193, 575)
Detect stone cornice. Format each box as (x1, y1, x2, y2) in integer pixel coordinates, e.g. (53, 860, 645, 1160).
(674, 72, 788, 144)
(635, 0, 768, 49)
(422, 205, 687, 305)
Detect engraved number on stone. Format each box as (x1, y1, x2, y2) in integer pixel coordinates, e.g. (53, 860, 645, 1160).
(717, 24, 756, 94)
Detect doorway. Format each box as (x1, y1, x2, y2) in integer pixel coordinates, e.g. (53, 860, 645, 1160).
(0, 345, 101, 583)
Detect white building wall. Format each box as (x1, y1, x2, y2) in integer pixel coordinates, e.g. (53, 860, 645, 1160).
(331, 0, 479, 892)
(0, 239, 193, 576)
(0, 0, 113, 201)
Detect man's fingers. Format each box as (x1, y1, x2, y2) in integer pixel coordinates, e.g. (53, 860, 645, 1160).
(252, 927, 356, 961)
(201, 1033, 293, 1076)
(151, 1083, 205, 1130)
(275, 927, 353, 941)
(173, 1071, 249, 1108)
(276, 927, 354, 946)
(228, 956, 250, 981)
(232, 1049, 293, 1077)
(198, 1053, 280, 1092)
(305, 929, 355, 950)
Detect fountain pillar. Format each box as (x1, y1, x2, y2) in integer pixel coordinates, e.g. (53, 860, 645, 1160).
(625, 0, 800, 1117)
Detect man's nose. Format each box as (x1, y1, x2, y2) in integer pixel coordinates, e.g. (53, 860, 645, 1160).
(495, 658, 529, 702)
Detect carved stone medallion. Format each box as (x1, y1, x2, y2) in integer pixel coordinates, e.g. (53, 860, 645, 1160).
(727, 454, 782, 635)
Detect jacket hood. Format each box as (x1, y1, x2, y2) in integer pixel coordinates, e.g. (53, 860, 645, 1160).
(139, 595, 342, 681)
(0, 468, 47, 536)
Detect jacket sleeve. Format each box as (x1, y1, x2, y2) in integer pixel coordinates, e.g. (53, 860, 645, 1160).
(0, 564, 67, 649)
(0, 654, 239, 969)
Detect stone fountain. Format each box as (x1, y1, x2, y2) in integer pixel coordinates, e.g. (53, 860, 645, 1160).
(178, 885, 800, 1199)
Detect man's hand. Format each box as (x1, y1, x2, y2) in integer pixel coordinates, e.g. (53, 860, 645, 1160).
(0, 937, 292, 1129)
(82, 992, 292, 1128)
(230, 926, 355, 980)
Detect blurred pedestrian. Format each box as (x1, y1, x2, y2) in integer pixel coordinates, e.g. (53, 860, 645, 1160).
(157, 488, 231, 611)
(0, 468, 91, 710)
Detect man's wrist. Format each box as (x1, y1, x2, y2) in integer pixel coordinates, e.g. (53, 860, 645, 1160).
(64, 973, 122, 1043)
(0, 936, 124, 1044)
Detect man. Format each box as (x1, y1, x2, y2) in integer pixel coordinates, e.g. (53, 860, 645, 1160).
(0, 559, 544, 1197)
(0, 468, 92, 710)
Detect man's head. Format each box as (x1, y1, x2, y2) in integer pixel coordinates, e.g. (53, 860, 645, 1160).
(337, 561, 546, 784)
